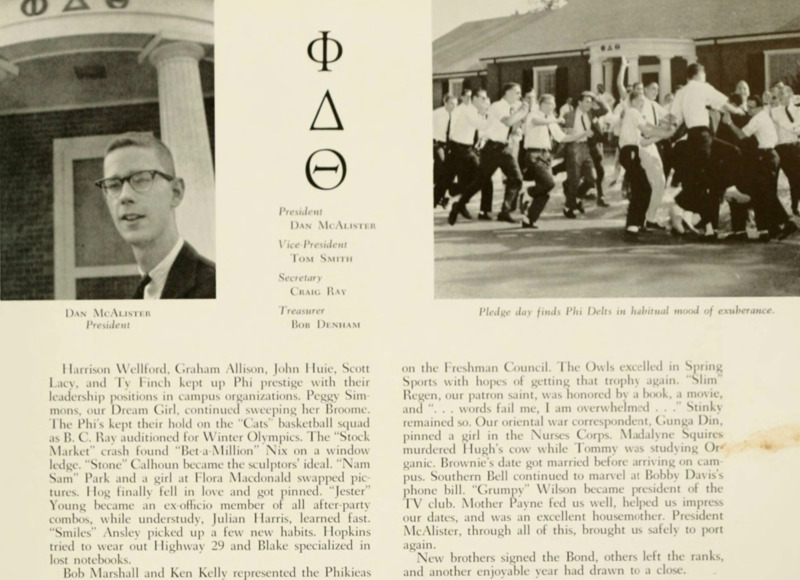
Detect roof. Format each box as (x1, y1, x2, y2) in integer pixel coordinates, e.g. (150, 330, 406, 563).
(432, 10, 551, 76)
(433, 0, 800, 75)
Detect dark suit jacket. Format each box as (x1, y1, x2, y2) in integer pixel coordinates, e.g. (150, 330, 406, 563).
(159, 242, 216, 299)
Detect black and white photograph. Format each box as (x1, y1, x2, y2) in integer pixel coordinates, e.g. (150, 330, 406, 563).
(433, 0, 800, 298)
(0, 0, 215, 300)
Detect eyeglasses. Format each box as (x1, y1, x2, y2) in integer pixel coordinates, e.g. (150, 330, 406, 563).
(94, 170, 174, 198)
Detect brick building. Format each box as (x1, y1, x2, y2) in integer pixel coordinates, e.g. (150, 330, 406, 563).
(0, 0, 214, 300)
(433, 0, 800, 107)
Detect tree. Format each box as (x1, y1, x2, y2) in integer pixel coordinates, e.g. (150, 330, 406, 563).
(527, 0, 567, 11)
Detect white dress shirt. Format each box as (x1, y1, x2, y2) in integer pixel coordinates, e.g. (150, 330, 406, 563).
(619, 107, 647, 148)
(643, 98, 668, 127)
(571, 110, 592, 143)
(485, 99, 515, 143)
(524, 112, 566, 150)
(742, 109, 779, 150)
(770, 104, 800, 145)
(670, 79, 728, 129)
(141, 237, 185, 300)
(433, 106, 451, 142)
(449, 104, 489, 145)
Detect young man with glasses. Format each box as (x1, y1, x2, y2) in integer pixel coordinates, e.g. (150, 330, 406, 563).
(95, 132, 216, 299)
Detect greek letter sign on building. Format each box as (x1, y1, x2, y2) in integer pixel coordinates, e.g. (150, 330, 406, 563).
(0, 0, 215, 300)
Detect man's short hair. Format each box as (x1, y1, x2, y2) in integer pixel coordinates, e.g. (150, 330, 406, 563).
(728, 93, 744, 107)
(687, 63, 704, 79)
(579, 91, 594, 102)
(645, 81, 658, 90)
(539, 94, 556, 105)
(472, 89, 488, 100)
(105, 132, 176, 176)
(629, 89, 644, 102)
(502, 82, 521, 95)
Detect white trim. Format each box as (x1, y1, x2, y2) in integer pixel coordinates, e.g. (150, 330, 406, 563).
(0, 11, 213, 50)
(715, 32, 800, 45)
(0, 92, 214, 117)
(764, 48, 800, 92)
(484, 51, 584, 64)
(53, 135, 137, 300)
(433, 71, 486, 80)
(11, 46, 214, 65)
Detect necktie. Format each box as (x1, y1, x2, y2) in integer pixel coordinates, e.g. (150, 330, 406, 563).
(652, 103, 658, 125)
(546, 123, 554, 150)
(446, 114, 451, 142)
(787, 106, 795, 124)
(133, 274, 151, 299)
(581, 113, 588, 131)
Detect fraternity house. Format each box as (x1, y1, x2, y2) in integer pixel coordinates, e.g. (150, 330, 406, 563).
(0, 0, 214, 300)
(433, 0, 800, 107)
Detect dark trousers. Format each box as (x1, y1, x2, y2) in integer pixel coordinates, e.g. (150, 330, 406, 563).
(588, 140, 605, 198)
(675, 129, 741, 227)
(620, 145, 651, 228)
(433, 142, 455, 206)
(450, 143, 494, 213)
(564, 142, 595, 210)
(459, 141, 523, 215)
(777, 143, 800, 212)
(750, 149, 787, 234)
(524, 149, 556, 223)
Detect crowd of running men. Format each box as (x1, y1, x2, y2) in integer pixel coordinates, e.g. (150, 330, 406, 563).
(433, 59, 800, 242)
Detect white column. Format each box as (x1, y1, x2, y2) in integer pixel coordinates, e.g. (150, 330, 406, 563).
(149, 42, 215, 260)
(658, 55, 672, 101)
(603, 60, 614, 92)
(627, 56, 639, 86)
(590, 58, 603, 93)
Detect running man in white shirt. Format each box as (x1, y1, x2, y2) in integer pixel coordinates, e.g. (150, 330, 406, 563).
(722, 94, 798, 240)
(449, 83, 530, 225)
(618, 89, 676, 239)
(520, 94, 593, 228)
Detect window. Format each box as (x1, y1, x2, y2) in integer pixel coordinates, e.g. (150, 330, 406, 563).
(765, 49, 800, 91)
(53, 135, 140, 300)
(533, 66, 557, 96)
(448, 78, 464, 99)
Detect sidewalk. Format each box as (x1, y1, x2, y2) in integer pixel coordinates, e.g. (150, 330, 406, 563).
(434, 172, 800, 298)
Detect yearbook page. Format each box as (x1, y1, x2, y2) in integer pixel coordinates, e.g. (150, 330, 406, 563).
(1, 1, 799, 579)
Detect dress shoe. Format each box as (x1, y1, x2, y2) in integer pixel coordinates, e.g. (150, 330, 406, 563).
(698, 232, 718, 243)
(623, 229, 641, 242)
(645, 221, 666, 230)
(478, 212, 492, 221)
(447, 204, 460, 226)
(521, 220, 538, 229)
(563, 208, 577, 219)
(776, 220, 799, 240)
(576, 201, 585, 214)
(459, 205, 473, 219)
(440, 197, 450, 209)
(497, 212, 518, 224)
(596, 197, 609, 208)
